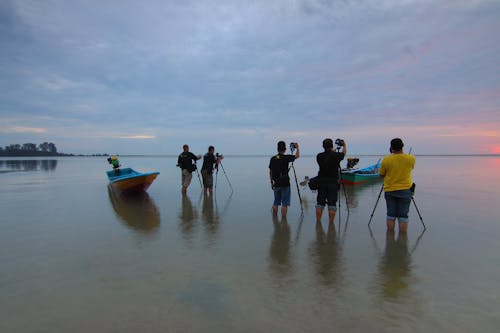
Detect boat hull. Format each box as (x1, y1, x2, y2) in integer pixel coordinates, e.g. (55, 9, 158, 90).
(340, 161, 381, 185)
(107, 168, 159, 193)
(340, 172, 381, 185)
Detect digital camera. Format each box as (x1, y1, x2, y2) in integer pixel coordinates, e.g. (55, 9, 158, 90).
(335, 138, 344, 147)
(290, 142, 297, 150)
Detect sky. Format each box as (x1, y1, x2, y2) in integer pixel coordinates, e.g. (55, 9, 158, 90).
(1, 0, 499, 155)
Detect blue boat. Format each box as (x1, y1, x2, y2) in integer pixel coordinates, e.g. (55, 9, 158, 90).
(106, 168, 159, 192)
(341, 161, 381, 185)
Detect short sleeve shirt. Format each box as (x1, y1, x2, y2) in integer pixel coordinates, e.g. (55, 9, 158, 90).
(269, 154, 296, 187)
(316, 151, 345, 179)
(379, 153, 415, 192)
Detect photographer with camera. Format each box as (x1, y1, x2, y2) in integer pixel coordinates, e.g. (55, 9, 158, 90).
(201, 146, 223, 195)
(315, 138, 346, 224)
(379, 138, 415, 234)
(269, 141, 300, 217)
(177, 144, 201, 194)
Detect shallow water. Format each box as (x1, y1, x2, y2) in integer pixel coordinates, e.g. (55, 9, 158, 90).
(1, 156, 499, 332)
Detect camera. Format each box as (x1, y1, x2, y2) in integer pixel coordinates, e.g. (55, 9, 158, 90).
(216, 153, 224, 159)
(289, 142, 298, 152)
(107, 157, 112, 164)
(335, 138, 344, 147)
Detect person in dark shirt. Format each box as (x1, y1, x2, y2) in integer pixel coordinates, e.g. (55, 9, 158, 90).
(177, 144, 201, 193)
(269, 141, 300, 217)
(316, 138, 346, 224)
(201, 145, 223, 195)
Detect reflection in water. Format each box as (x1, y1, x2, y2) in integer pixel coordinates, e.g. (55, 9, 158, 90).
(376, 232, 412, 299)
(107, 186, 160, 233)
(201, 193, 219, 239)
(0, 159, 58, 172)
(179, 193, 198, 242)
(309, 222, 343, 286)
(268, 215, 293, 278)
(343, 182, 380, 209)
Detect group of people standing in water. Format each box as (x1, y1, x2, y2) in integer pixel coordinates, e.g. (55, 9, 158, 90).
(177, 137, 415, 234)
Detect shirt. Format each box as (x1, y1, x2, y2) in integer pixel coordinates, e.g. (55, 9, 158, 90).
(316, 150, 345, 179)
(379, 153, 415, 192)
(178, 152, 198, 172)
(202, 153, 216, 173)
(269, 153, 296, 187)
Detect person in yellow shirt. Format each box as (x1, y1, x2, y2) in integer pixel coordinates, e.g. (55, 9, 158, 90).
(379, 138, 415, 233)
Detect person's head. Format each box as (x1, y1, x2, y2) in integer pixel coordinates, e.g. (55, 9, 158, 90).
(183, 144, 189, 152)
(390, 138, 404, 153)
(277, 141, 286, 153)
(322, 138, 334, 151)
(208, 146, 215, 153)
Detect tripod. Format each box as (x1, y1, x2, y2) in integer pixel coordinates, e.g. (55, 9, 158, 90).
(194, 161, 203, 188)
(215, 160, 233, 193)
(290, 162, 304, 214)
(337, 165, 350, 220)
(368, 183, 425, 230)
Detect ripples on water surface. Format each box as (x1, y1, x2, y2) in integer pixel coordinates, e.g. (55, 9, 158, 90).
(0, 156, 499, 332)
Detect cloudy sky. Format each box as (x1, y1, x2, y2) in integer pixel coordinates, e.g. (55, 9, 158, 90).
(1, 0, 499, 155)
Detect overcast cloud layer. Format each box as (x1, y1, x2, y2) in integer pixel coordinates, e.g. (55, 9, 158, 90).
(1, 0, 499, 155)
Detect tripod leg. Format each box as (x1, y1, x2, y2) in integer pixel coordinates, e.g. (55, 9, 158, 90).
(291, 164, 303, 213)
(341, 180, 349, 215)
(412, 197, 426, 230)
(368, 184, 384, 226)
(220, 162, 233, 192)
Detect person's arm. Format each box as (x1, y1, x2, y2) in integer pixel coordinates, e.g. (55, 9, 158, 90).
(341, 140, 347, 156)
(269, 168, 274, 189)
(294, 143, 300, 159)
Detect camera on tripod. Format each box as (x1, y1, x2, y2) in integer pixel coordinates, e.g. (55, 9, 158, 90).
(216, 153, 224, 159)
(289, 142, 298, 153)
(335, 138, 345, 147)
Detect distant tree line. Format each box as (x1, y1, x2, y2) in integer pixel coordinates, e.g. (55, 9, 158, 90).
(0, 142, 66, 156)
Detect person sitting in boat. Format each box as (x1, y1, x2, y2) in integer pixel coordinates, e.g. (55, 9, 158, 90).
(346, 157, 359, 170)
(107, 155, 121, 175)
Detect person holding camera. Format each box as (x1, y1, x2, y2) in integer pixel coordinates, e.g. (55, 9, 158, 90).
(177, 144, 201, 194)
(315, 138, 346, 224)
(201, 145, 223, 195)
(379, 138, 415, 234)
(269, 141, 300, 217)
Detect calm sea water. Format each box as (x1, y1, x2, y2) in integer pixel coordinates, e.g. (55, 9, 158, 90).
(1, 155, 499, 332)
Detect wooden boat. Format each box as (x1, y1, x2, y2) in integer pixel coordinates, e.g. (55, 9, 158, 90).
(106, 168, 159, 192)
(341, 161, 381, 185)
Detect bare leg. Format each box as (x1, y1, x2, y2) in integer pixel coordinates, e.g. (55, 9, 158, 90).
(399, 221, 408, 234)
(328, 209, 336, 224)
(387, 219, 395, 232)
(281, 205, 288, 217)
(316, 207, 323, 222)
(272, 205, 278, 215)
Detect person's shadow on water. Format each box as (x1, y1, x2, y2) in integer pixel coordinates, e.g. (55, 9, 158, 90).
(179, 193, 198, 243)
(309, 221, 343, 287)
(268, 215, 293, 279)
(377, 232, 412, 299)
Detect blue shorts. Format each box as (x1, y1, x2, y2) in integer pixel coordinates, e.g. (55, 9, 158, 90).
(385, 189, 412, 222)
(273, 186, 291, 206)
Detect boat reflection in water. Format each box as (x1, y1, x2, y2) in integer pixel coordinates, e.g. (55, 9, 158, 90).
(107, 185, 160, 233)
